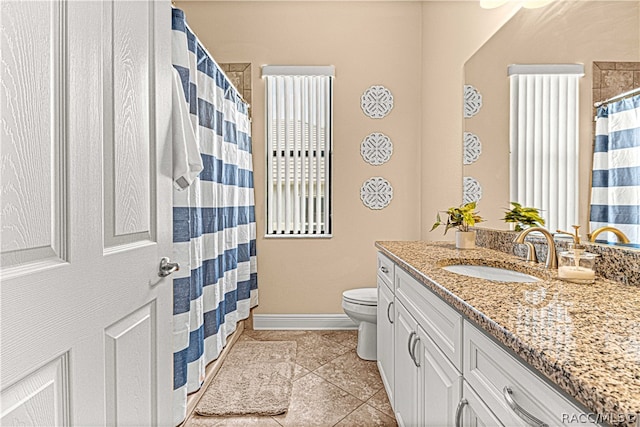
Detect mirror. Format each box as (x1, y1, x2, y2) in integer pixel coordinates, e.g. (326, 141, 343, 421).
(463, 1, 640, 245)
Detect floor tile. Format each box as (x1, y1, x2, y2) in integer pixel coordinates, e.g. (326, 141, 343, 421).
(319, 330, 358, 349)
(334, 403, 398, 427)
(237, 333, 256, 342)
(314, 350, 384, 401)
(293, 333, 352, 371)
(293, 363, 311, 381)
(247, 331, 352, 371)
(272, 373, 363, 427)
(184, 414, 281, 426)
(366, 388, 394, 419)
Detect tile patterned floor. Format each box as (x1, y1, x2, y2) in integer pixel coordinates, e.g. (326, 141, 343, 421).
(185, 330, 397, 427)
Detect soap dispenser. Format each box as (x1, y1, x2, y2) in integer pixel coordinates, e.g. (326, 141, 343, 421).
(556, 225, 597, 284)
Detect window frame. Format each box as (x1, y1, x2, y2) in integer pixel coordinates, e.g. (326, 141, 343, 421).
(262, 66, 334, 238)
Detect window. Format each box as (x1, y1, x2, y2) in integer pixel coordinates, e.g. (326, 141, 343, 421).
(262, 66, 334, 236)
(508, 64, 584, 232)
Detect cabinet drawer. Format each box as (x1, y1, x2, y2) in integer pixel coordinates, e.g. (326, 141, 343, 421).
(395, 267, 462, 371)
(377, 252, 394, 289)
(463, 321, 596, 426)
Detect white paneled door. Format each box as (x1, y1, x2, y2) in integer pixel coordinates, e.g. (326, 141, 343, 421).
(1, 1, 173, 425)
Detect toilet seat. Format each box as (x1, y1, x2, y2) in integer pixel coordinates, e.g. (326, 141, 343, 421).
(342, 288, 377, 306)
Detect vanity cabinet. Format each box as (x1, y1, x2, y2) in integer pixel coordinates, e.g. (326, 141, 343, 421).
(376, 251, 597, 427)
(392, 265, 463, 427)
(376, 275, 395, 407)
(393, 300, 421, 427)
(463, 321, 596, 426)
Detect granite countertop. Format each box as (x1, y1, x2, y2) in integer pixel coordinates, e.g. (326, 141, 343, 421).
(375, 241, 640, 425)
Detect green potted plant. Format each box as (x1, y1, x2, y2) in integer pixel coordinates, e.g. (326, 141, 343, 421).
(503, 202, 545, 231)
(431, 202, 484, 249)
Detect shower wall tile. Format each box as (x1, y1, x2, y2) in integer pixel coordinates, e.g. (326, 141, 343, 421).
(220, 62, 252, 117)
(615, 62, 640, 71)
(593, 61, 640, 105)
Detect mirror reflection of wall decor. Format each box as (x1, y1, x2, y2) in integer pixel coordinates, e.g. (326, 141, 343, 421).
(463, 85, 483, 118)
(361, 132, 393, 165)
(361, 85, 394, 118)
(463, 176, 482, 204)
(462, 1, 639, 239)
(463, 132, 482, 165)
(361, 177, 393, 210)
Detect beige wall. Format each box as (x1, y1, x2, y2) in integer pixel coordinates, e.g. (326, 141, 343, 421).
(420, 1, 520, 241)
(464, 1, 640, 231)
(178, 1, 424, 313)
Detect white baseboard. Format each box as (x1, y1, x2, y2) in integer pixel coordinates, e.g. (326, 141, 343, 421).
(253, 314, 357, 330)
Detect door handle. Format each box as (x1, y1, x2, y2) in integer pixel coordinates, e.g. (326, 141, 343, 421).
(411, 335, 421, 367)
(386, 301, 394, 324)
(455, 399, 468, 427)
(158, 257, 180, 277)
(407, 331, 416, 362)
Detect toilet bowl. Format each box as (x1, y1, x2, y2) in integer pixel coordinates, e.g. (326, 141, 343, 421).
(342, 288, 377, 361)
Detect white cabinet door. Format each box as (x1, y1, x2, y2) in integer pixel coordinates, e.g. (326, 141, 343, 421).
(418, 325, 462, 427)
(1, 1, 173, 425)
(394, 300, 420, 427)
(462, 381, 504, 427)
(377, 277, 395, 409)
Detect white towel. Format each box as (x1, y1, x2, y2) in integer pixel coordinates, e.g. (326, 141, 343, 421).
(172, 67, 203, 190)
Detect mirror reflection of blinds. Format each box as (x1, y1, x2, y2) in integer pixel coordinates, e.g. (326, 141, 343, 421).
(265, 73, 333, 236)
(508, 64, 584, 232)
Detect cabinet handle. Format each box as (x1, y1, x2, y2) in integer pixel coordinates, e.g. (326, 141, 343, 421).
(380, 266, 389, 274)
(407, 331, 416, 362)
(503, 386, 549, 427)
(386, 301, 394, 324)
(410, 335, 421, 367)
(455, 399, 468, 427)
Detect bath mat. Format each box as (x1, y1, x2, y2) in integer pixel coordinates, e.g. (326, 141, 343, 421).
(195, 340, 297, 417)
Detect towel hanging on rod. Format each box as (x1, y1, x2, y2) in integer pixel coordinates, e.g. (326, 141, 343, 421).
(594, 86, 640, 107)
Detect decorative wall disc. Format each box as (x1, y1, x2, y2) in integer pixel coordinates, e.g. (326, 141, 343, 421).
(463, 176, 482, 204)
(464, 85, 483, 118)
(361, 133, 393, 165)
(361, 85, 394, 119)
(463, 132, 482, 165)
(361, 177, 393, 210)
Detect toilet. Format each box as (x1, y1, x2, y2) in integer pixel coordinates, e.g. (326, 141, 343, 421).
(342, 288, 377, 361)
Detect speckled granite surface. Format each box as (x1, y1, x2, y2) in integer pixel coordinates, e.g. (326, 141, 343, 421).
(475, 227, 640, 287)
(376, 241, 640, 426)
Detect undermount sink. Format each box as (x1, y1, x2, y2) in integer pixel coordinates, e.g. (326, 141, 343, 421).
(442, 265, 541, 283)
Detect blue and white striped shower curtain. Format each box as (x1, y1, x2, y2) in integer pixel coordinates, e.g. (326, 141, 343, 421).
(590, 94, 640, 244)
(171, 8, 258, 425)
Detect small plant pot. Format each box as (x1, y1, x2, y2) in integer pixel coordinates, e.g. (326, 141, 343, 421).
(456, 230, 476, 249)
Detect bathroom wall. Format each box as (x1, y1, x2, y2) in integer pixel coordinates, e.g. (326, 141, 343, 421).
(177, 1, 424, 314)
(463, 1, 640, 231)
(420, 1, 520, 241)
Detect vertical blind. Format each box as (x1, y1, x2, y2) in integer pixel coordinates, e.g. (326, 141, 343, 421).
(263, 66, 334, 236)
(509, 64, 584, 233)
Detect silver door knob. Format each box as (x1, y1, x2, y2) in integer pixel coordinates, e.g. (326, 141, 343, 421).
(158, 257, 179, 277)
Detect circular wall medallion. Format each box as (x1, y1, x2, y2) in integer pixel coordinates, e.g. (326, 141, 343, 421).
(361, 85, 394, 119)
(463, 176, 483, 204)
(463, 132, 482, 165)
(464, 85, 483, 118)
(360, 177, 393, 210)
(361, 133, 393, 165)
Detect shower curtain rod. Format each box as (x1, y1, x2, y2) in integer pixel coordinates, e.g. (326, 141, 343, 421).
(594, 86, 640, 107)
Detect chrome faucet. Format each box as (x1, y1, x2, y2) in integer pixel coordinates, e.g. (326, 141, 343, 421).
(513, 227, 558, 269)
(588, 226, 630, 244)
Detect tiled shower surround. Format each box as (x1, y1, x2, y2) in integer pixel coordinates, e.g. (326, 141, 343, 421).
(475, 227, 640, 287)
